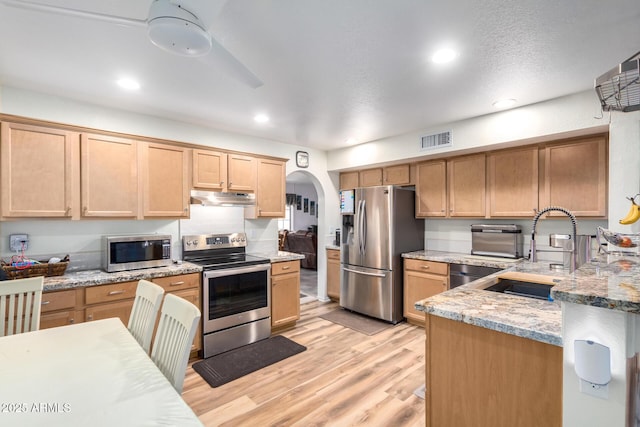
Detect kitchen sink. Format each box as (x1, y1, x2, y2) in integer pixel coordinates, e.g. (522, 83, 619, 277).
(477, 272, 557, 301)
(483, 279, 553, 300)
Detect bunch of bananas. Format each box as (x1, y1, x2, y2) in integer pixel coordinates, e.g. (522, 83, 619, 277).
(620, 195, 640, 225)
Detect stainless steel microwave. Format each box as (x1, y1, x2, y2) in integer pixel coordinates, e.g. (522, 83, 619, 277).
(103, 234, 172, 272)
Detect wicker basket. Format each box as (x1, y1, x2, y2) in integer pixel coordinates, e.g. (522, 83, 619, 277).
(2, 257, 69, 280)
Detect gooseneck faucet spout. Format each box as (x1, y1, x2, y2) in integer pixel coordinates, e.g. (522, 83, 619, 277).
(529, 206, 578, 271)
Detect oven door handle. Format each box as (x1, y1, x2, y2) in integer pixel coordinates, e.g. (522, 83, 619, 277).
(203, 263, 271, 279)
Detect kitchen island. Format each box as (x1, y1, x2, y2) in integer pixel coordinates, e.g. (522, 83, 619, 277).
(415, 259, 568, 427)
(415, 254, 640, 427)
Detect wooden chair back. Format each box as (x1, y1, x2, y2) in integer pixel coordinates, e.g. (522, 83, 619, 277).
(0, 276, 44, 336)
(127, 279, 165, 354)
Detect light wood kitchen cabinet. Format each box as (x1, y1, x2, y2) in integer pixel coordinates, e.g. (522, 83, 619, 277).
(227, 153, 257, 192)
(359, 168, 383, 187)
(339, 171, 359, 190)
(357, 164, 412, 187)
(383, 164, 411, 185)
(141, 142, 190, 218)
(448, 153, 486, 217)
(541, 136, 607, 217)
(403, 259, 449, 326)
(416, 160, 447, 217)
(192, 148, 227, 191)
(255, 158, 286, 217)
(488, 146, 539, 217)
(81, 133, 138, 218)
(40, 288, 82, 329)
(0, 121, 78, 218)
(271, 260, 301, 330)
(425, 314, 562, 427)
(326, 249, 341, 301)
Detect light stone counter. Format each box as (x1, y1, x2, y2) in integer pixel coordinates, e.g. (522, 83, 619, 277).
(260, 251, 306, 263)
(43, 262, 203, 292)
(402, 249, 523, 269)
(413, 255, 570, 347)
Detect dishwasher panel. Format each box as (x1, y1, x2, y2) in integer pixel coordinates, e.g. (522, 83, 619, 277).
(449, 263, 502, 288)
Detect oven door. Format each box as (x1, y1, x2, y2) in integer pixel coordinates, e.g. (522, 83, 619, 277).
(202, 263, 271, 334)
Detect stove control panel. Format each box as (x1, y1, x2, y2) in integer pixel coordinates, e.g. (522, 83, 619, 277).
(182, 232, 247, 252)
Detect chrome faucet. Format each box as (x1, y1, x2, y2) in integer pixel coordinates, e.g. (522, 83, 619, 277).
(529, 206, 578, 271)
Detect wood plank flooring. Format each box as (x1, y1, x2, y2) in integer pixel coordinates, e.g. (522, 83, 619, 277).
(182, 300, 426, 426)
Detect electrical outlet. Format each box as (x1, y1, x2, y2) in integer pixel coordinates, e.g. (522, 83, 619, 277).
(9, 234, 29, 252)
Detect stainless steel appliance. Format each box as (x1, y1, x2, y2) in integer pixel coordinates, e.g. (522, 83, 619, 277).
(340, 186, 424, 323)
(449, 263, 502, 288)
(103, 234, 172, 272)
(182, 232, 271, 358)
(471, 224, 523, 258)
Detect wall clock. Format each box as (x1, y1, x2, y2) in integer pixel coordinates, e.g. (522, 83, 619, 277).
(296, 151, 309, 168)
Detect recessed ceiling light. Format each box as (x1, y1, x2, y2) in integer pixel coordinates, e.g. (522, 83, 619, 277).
(116, 77, 140, 90)
(254, 114, 269, 123)
(492, 98, 517, 109)
(431, 48, 458, 64)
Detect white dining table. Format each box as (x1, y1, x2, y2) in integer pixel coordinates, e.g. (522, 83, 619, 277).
(0, 317, 203, 426)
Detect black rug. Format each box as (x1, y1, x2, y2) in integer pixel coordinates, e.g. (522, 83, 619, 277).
(193, 335, 306, 388)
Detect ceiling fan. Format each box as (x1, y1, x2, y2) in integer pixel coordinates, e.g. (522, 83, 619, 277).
(1, 0, 264, 88)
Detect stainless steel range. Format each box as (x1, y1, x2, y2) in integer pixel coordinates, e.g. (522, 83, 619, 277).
(182, 232, 271, 358)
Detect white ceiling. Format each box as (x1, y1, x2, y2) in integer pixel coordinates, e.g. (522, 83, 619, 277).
(0, 0, 639, 151)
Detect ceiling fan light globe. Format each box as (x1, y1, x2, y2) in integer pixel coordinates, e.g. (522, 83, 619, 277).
(148, 17, 212, 57)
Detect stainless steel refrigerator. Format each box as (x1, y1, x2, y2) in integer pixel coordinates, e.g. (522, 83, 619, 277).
(340, 185, 424, 323)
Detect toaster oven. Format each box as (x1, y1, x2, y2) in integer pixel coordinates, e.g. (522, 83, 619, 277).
(471, 224, 523, 258)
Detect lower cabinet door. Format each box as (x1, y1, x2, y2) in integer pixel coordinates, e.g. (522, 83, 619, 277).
(271, 272, 300, 327)
(40, 310, 82, 329)
(85, 300, 133, 325)
(404, 270, 448, 325)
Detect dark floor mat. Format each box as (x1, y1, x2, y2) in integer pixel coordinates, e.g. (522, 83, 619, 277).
(320, 309, 396, 335)
(192, 335, 306, 388)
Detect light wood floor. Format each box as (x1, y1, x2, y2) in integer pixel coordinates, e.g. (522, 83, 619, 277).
(182, 300, 426, 426)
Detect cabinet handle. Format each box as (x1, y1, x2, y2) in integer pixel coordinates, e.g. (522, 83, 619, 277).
(83, 206, 88, 214)
(88, 314, 93, 321)
(41, 301, 50, 305)
(66, 207, 71, 215)
(169, 281, 185, 286)
(220, 181, 224, 185)
(69, 318, 74, 324)
(282, 266, 290, 270)
(229, 181, 233, 185)
(108, 290, 125, 296)
(421, 265, 430, 270)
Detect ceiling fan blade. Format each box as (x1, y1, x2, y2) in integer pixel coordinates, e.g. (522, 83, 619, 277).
(1, 0, 146, 27)
(199, 38, 264, 89)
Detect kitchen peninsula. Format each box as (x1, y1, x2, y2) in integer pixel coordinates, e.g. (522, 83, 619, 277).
(415, 254, 640, 427)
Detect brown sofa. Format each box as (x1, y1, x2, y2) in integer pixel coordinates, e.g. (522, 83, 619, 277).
(282, 230, 317, 270)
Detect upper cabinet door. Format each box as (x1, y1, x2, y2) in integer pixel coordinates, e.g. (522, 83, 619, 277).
(256, 158, 286, 217)
(227, 154, 256, 192)
(383, 164, 411, 185)
(141, 142, 190, 218)
(416, 160, 447, 217)
(81, 133, 138, 218)
(541, 136, 607, 217)
(359, 168, 383, 187)
(1, 122, 78, 218)
(339, 171, 359, 190)
(488, 147, 539, 217)
(448, 154, 486, 217)
(192, 149, 228, 191)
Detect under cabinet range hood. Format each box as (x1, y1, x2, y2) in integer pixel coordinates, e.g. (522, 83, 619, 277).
(595, 51, 640, 112)
(190, 190, 255, 206)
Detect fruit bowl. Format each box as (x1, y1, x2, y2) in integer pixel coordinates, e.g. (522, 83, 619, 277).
(597, 227, 640, 250)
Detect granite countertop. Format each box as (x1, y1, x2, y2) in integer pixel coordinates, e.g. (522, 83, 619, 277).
(551, 254, 640, 313)
(413, 256, 571, 347)
(402, 249, 523, 269)
(415, 251, 640, 347)
(325, 244, 340, 251)
(43, 251, 306, 291)
(43, 262, 203, 292)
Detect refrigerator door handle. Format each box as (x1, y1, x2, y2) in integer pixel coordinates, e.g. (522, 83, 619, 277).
(361, 199, 367, 254)
(357, 199, 364, 255)
(342, 267, 387, 278)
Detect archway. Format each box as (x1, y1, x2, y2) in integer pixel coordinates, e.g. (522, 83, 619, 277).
(284, 170, 327, 302)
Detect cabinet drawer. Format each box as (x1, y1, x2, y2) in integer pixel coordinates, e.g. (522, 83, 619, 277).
(327, 249, 340, 260)
(152, 273, 199, 292)
(41, 289, 77, 313)
(85, 281, 138, 305)
(404, 259, 448, 276)
(271, 260, 300, 276)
